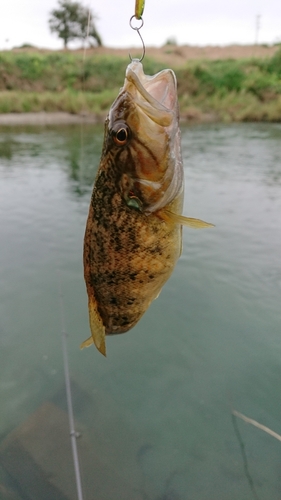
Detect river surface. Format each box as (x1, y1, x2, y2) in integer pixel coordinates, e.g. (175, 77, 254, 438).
(0, 122, 281, 500)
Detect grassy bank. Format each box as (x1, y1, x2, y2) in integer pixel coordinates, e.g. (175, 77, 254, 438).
(0, 48, 281, 121)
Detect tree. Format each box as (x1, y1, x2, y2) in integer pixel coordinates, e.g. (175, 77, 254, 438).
(49, 0, 102, 48)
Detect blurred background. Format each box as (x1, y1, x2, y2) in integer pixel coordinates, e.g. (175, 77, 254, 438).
(0, 0, 281, 50)
(0, 2, 281, 500)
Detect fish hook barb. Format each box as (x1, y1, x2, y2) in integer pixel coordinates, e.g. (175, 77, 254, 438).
(129, 15, 146, 62)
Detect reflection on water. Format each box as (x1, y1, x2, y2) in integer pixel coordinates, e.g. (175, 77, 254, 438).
(0, 123, 281, 499)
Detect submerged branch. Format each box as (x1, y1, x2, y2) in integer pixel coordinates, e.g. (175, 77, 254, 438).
(232, 410, 281, 442)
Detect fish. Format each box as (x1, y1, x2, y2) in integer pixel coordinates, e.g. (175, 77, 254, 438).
(82, 59, 213, 356)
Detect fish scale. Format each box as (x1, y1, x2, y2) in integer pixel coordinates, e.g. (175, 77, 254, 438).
(84, 166, 181, 332)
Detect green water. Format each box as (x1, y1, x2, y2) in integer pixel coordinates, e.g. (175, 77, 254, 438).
(0, 123, 281, 499)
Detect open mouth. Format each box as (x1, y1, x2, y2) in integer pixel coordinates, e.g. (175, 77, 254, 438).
(125, 61, 177, 127)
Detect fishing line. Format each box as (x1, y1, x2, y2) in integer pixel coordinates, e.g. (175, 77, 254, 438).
(55, 9, 93, 499)
(83, 9, 92, 65)
(231, 413, 260, 500)
(79, 8, 92, 191)
(58, 270, 84, 500)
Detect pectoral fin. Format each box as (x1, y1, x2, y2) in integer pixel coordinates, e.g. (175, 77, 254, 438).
(80, 297, 106, 356)
(159, 209, 214, 229)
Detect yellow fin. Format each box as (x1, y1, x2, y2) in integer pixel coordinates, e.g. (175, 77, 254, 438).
(80, 336, 94, 349)
(80, 297, 106, 356)
(159, 209, 214, 229)
(153, 288, 162, 301)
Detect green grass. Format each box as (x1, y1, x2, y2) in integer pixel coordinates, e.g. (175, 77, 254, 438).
(0, 89, 119, 114)
(0, 51, 167, 91)
(0, 48, 281, 121)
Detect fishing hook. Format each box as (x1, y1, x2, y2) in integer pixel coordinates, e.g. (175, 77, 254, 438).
(129, 15, 146, 62)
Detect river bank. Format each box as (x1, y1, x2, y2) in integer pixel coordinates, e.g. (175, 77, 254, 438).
(0, 112, 99, 126)
(8, 43, 279, 65)
(0, 110, 220, 126)
(0, 45, 280, 123)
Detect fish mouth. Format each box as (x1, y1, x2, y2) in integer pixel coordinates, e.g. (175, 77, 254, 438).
(125, 60, 177, 127)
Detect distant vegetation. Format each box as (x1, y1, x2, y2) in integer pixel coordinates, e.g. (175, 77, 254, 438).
(49, 0, 102, 48)
(0, 48, 281, 121)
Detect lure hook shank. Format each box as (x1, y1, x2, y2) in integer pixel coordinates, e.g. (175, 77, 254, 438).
(129, 15, 146, 63)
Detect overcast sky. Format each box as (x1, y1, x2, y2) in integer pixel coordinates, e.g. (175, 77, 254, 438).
(1, 0, 281, 50)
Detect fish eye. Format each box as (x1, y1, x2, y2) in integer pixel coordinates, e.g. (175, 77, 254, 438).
(112, 122, 130, 146)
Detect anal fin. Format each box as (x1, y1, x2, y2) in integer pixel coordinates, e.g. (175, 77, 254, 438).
(158, 209, 214, 229)
(80, 296, 106, 356)
(80, 336, 94, 348)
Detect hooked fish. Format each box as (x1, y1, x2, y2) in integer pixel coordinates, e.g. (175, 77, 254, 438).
(82, 60, 213, 356)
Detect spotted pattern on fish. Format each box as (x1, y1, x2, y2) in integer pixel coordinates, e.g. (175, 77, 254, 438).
(84, 152, 182, 335)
